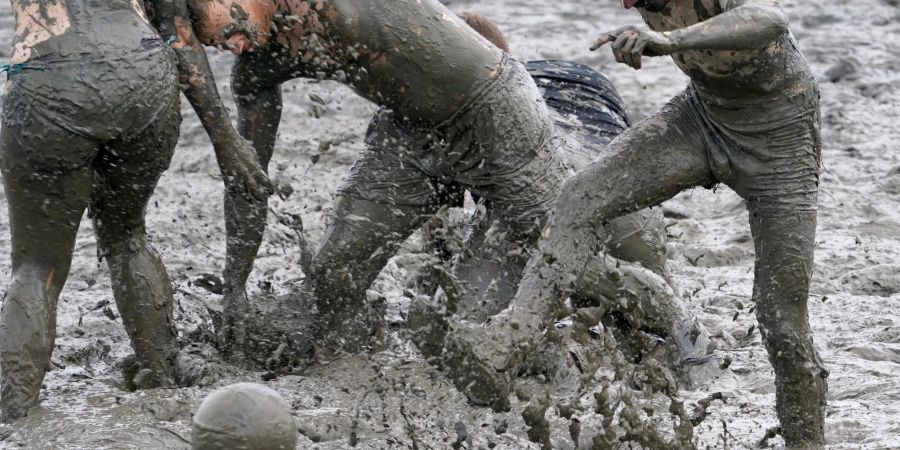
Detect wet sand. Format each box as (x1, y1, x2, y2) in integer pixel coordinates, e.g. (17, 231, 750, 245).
(1, 0, 900, 448)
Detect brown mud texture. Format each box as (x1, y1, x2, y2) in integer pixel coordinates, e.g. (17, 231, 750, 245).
(1, 0, 900, 448)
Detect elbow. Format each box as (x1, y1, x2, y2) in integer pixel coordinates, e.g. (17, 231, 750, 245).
(170, 16, 196, 50)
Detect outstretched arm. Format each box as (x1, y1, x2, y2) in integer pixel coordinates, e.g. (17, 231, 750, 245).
(591, 0, 788, 69)
(146, 0, 272, 200)
(666, 0, 787, 51)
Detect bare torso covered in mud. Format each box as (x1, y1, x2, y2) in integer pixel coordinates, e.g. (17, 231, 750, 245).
(10, 0, 158, 63)
(245, 0, 503, 125)
(638, 0, 813, 104)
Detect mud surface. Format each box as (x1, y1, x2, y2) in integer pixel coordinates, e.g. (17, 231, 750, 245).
(1, 0, 900, 448)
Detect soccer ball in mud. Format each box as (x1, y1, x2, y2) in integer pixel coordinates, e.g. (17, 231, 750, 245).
(191, 382, 297, 450)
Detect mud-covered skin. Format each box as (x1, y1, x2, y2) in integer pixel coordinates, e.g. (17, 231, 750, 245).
(221, 0, 503, 356)
(324, 54, 566, 356)
(226, 2, 702, 364)
(231, 0, 502, 124)
(144, 0, 273, 362)
(146, 0, 272, 202)
(452, 0, 827, 447)
(0, 0, 185, 421)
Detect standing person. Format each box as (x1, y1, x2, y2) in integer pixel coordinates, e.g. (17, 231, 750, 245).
(446, 0, 827, 446)
(0, 0, 269, 421)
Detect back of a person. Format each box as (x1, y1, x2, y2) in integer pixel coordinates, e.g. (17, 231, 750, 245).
(317, 0, 506, 127)
(11, 0, 159, 63)
(1, 0, 185, 423)
(7, 0, 175, 147)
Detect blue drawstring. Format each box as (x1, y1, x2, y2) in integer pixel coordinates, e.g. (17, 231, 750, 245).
(1, 63, 47, 78)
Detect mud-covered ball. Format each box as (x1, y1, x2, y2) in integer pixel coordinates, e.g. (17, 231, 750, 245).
(192, 382, 297, 450)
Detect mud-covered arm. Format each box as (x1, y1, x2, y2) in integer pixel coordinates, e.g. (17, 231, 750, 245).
(665, 0, 787, 51)
(591, 0, 786, 69)
(147, 0, 272, 199)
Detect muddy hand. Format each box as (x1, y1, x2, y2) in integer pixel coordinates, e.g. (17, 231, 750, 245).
(590, 25, 675, 70)
(217, 135, 274, 202)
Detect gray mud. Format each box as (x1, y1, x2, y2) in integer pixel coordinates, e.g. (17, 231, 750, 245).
(2, 0, 900, 448)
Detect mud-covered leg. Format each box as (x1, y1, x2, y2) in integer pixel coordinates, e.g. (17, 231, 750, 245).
(575, 251, 711, 366)
(93, 105, 181, 390)
(749, 207, 827, 447)
(0, 163, 91, 421)
(310, 194, 436, 355)
(223, 84, 281, 355)
(450, 201, 530, 322)
(443, 94, 714, 409)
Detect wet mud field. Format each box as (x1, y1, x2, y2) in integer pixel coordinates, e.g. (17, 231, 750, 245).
(2, 0, 900, 448)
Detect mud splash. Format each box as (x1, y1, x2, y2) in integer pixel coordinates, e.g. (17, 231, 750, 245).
(1, 0, 900, 448)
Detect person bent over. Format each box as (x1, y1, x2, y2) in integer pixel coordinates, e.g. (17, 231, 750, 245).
(447, 0, 827, 447)
(187, 0, 706, 373)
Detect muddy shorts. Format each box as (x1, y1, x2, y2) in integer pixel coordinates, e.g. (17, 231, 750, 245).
(340, 54, 568, 239)
(1, 40, 180, 176)
(683, 82, 821, 215)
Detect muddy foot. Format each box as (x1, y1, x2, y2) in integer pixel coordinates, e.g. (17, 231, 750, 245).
(241, 291, 316, 370)
(120, 355, 174, 391)
(441, 320, 517, 411)
(312, 294, 387, 361)
(672, 317, 716, 363)
(667, 317, 721, 389)
(407, 295, 451, 360)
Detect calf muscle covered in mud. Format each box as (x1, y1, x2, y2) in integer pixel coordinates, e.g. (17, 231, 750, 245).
(0, 0, 269, 422)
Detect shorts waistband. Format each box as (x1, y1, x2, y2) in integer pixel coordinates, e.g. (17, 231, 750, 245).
(6, 38, 170, 74)
(1, 63, 48, 80)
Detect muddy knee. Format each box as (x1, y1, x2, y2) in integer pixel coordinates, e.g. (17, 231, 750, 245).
(759, 321, 826, 379)
(554, 175, 595, 225)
